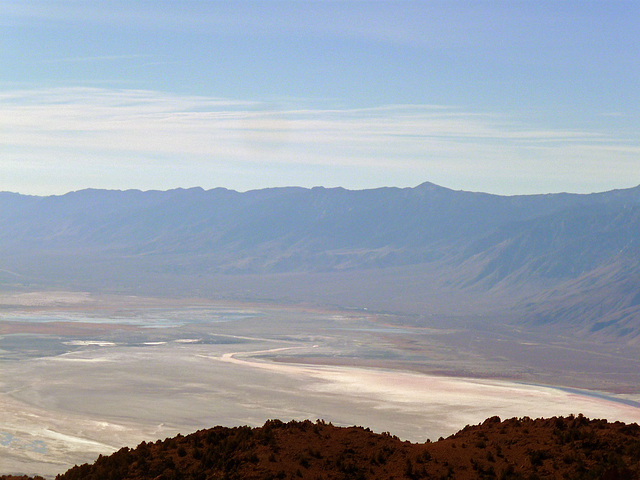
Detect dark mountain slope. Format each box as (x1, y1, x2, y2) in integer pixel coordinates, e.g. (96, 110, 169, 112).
(461, 203, 640, 287)
(522, 261, 640, 342)
(22, 416, 639, 480)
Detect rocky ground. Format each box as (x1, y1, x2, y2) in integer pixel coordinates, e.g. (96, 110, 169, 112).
(4, 414, 639, 479)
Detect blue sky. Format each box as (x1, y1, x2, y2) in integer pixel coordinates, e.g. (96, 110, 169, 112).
(1, 1, 638, 195)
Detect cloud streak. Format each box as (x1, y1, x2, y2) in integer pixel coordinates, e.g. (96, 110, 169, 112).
(1, 87, 638, 195)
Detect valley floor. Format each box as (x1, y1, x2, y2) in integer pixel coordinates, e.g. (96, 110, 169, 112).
(1, 292, 640, 478)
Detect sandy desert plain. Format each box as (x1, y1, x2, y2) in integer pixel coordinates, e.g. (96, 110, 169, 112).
(2, 291, 640, 478)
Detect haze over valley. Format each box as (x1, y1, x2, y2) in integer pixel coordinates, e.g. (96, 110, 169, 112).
(2, 184, 640, 476)
(2, 2, 640, 478)
(2, 182, 640, 343)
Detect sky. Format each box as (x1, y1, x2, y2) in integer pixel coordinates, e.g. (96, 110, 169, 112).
(1, 0, 639, 195)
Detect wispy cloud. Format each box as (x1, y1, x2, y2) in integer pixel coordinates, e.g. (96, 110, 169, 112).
(40, 54, 155, 64)
(1, 87, 638, 195)
(0, 1, 545, 51)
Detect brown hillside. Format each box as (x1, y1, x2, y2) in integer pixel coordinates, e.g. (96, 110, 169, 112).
(7, 415, 640, 480)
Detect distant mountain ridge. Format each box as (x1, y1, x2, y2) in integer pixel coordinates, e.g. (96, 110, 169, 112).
(2, 183, 640, 266)
(1, 182, 639, 339)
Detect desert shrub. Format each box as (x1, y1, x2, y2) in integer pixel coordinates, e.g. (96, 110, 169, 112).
(416, 450, 432, 463)
(624, 440, 640, 457)
(499, 464, 524, 480)
(620, 423, 640, 435)
(307, 447, 323, 459)
(528, 449, 549, 466)
(554, 417, 566, 430)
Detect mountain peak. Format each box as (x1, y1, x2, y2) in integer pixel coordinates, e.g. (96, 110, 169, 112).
(414, 181, 452, 191)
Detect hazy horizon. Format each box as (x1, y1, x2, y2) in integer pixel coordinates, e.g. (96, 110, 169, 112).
(2, 1, 638, 196)
(3, 180, 640, 198)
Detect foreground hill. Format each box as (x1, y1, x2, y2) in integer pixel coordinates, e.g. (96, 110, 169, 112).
(1, 183, 639, 340)
(5, 415, 639, 479)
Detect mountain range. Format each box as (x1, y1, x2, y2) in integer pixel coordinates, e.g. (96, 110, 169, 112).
(1, 182, 639, 341)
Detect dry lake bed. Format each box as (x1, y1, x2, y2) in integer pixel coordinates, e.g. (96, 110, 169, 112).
(2, 292, 640, 478)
